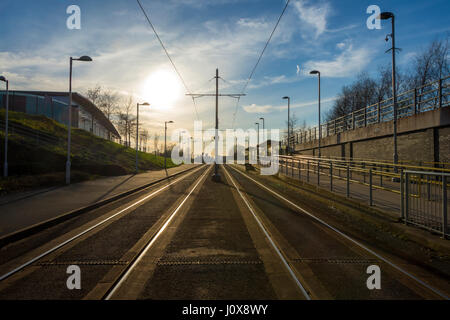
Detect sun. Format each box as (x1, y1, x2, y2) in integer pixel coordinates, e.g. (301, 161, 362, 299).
(140, 69, 183, 110)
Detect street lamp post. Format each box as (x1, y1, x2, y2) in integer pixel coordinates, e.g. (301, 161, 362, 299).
(309, 70, 321, 158)
(255, 122, 260, 162)
(136, 102, 150, 173)
(259, 116, 265, 141)
(379, 12, 399, 171)
(282, 96, 290, 155)
(190, 136, 194, 163)
(164, 121, 174, 169)
(259, 117, 265, 158)
(0, 76, 9, 177)
(66, 56, 92, 185)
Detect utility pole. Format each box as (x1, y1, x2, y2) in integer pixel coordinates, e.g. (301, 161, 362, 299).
(214, 68, 219, 180)
(187, 68, 245, 182)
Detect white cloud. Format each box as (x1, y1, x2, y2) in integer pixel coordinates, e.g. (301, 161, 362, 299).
(303, 44, 373, 78)
(243, 104, 274, 114)
(293, 0, 330, 38)
(237, 18, 269, 29)
(336, 42, 346, 49)
(243, 96, 337, 114)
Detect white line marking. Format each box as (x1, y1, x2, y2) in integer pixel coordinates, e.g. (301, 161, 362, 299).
(223, 166, 311, 300)
(105, 166, 211, 300)
(229, 165, 449, 300)
(0, 166, 206, 282)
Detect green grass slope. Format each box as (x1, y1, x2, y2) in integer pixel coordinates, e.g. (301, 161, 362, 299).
(0, 109, 176, 193)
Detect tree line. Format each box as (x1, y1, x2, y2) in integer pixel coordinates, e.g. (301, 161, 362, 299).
(326, 37, 449, 121)
(85, 85, 172, 155)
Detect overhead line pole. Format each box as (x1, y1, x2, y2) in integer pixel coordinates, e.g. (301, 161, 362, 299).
(187, 69, 245, 182)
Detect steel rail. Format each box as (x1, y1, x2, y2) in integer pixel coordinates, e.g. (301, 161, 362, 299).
(0, 165, 206, 282)
(223, 166, 311, 300)
(104, 165, 212, 300)
(229, 165, 449, 300)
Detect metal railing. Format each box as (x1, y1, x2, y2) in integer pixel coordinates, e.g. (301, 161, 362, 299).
(402, 171, 449, 238)
(276, 155, 449, 238)
(284, 75, 450, 146)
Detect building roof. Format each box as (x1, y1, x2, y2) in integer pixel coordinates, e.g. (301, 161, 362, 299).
(12, 91, 120, 138)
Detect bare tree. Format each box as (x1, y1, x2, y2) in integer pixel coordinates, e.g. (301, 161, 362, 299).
(153, 132, 160, 156)
(140, 129, 149, 152)
(407, 38, 449, 88)
(99, 90, 119, 122)
(116, 96, 136, 147)
(86, 85, 102, 106)
(326, 70, 405, 122)
(86, 85, 120, 140)
(404, 38, 449, 110)
(285, 111, 298, 141)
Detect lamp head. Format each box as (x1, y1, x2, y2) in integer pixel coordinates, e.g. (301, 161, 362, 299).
(309, 70, 320, 75)
(378, 12, 393, 20)
(141, 102, 150, 106)
(0, 76, 6, 82)
(282, 96, 289, 100)
(168, 121, 174, 124)
(77, 55, 93, 62)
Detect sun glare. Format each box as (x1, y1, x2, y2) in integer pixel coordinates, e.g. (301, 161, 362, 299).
(140, 69, 183, 110)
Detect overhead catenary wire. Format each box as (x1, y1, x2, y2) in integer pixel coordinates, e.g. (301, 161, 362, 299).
(232, 0, 291, 128)
(136, 0, 199, 120)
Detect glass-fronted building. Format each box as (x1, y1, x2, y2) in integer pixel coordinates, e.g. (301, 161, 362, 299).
(0, 91, 120, 141)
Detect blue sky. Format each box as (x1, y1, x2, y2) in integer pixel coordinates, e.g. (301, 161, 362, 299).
(1, 0, 449, 138)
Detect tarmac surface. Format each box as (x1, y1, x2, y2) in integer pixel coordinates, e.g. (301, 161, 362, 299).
(0, 164, 195, 237)
(0, 164, 448, 300)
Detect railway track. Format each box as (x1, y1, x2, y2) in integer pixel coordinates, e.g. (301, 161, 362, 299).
(0, 164, 448, 300)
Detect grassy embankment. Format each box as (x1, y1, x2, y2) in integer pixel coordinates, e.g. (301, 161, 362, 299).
(0, 109, 176, 194)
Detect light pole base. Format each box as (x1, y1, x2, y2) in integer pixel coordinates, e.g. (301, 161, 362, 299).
(66, 161, 71, 185)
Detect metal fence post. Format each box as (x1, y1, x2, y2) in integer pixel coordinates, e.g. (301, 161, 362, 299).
(438, 78, 443, 109)
(291, 158, 294, 177)
(442, 175, 447, 238)
(414, 88, 418, 114)
(369, 168, 373, 206)
(346, 164, 350, 198)
(363, 163, 366, 183)
(405, 172, 409, 225)
(330, 162, 333, 192)
(352, 112, 355, 130)
(317, 159, 320, 186)
(307, 160, 310, 183)
(377, 102, 381, 123)
(364, 107, 367, 127)
(380, 165, 383, 187)
(400, 169, 404, 219)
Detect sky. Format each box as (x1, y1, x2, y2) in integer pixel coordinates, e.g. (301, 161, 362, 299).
(0, 0, 449, 141)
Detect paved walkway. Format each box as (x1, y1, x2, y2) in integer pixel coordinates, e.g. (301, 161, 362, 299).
(278, 162, 402, 215)
(278, 162, 450, 235)
(0, 165, 197, 237)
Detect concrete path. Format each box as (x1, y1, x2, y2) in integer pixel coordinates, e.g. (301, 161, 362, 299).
(279, 162, 450, 234)
(0, 165, 197, 237)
